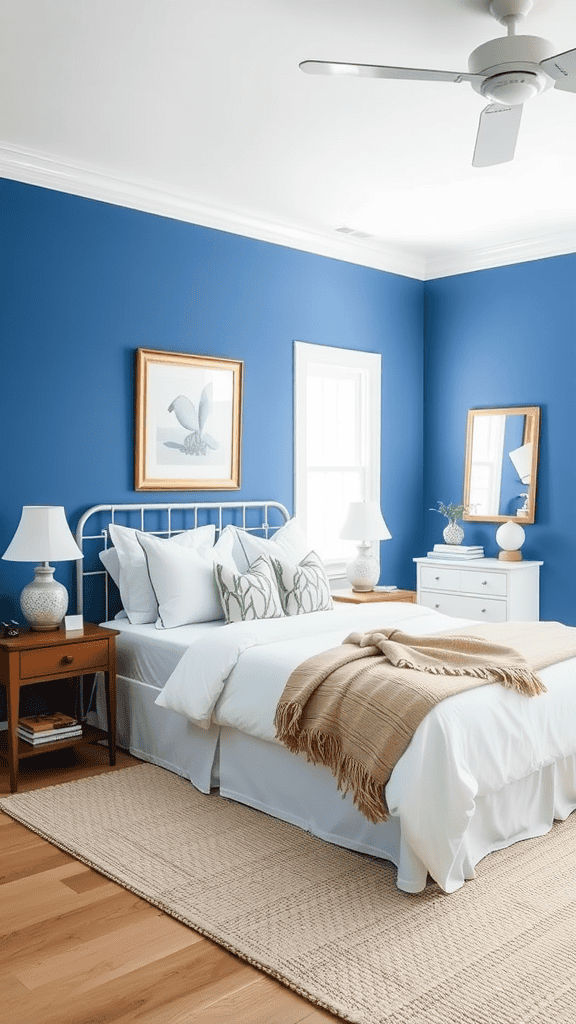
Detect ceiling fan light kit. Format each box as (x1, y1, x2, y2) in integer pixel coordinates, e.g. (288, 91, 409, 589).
(300, 0, 576, 167)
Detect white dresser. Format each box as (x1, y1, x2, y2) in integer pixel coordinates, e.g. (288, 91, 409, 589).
(414, 557, 543, 622)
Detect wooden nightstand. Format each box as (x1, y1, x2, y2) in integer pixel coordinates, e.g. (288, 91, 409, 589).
(0, 622, 119, 793)
(333, 589, 417, 604)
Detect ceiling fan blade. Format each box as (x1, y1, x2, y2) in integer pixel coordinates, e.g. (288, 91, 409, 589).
(299, 60, 482, 84)
(540, 47, 576, 93)
(472, 103, 523, 168)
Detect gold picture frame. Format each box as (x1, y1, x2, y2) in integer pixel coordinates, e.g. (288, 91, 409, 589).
(135, 348, 243, 491)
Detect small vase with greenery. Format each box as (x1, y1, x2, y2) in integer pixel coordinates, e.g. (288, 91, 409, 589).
(430, 501, 469, 545)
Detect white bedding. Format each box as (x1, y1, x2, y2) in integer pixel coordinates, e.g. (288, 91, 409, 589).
(108, 618, 223, 689)
(155, 602, 576, 892)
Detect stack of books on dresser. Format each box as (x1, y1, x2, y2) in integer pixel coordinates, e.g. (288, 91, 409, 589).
(17, 712, 82, 746)
(427, 544, 485, 561)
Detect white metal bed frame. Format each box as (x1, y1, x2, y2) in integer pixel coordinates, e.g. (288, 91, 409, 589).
(75, 500, 290, 622)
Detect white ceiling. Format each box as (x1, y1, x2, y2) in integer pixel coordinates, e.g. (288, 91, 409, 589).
(2, 0, 576, 279)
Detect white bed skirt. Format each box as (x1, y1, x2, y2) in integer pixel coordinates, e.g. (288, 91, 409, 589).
(90, 673, 219, 793)
(218, 726, 576, 892)
(91, 673, 576, 892)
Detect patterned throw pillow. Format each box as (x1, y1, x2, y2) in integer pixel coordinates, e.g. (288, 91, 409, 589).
(268, 550, 333, 616)
(214, 555, 284, 623)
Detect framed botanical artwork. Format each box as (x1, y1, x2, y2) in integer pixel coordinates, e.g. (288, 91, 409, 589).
(135, 348, 243, 490)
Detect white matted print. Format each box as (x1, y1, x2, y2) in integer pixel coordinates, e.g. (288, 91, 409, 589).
(135, 348, 243, 490)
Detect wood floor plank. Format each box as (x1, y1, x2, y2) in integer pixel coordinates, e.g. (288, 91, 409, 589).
(300, 1007, 342, 1022)
(1, 891, 155, 975)
(0, 863, 120, 934)
(16, 911, 202, 992)
(6, 941, 256, 1024)
(61, 866, 114, 893)
(182, 973, 326, 1024)
(126, 965, 262, 1024)
(0, 817, 74, 883)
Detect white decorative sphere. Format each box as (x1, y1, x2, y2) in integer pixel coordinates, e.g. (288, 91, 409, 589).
(496, 521, 525, 551)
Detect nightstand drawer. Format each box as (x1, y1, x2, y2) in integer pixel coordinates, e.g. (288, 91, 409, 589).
(420, 566, 461, 592)
(420, 591, 507, 622)
(20, 640, 109, 679)
(460, 569, 507, 597)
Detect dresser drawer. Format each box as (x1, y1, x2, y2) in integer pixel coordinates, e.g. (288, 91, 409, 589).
(420, 566, 461, 592)
(420, 591, 507, 622)
(459, 569, 507, 597)
(20, 640, 109, 679)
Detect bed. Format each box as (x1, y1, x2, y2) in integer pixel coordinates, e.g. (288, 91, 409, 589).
(77, 501, 576, 894)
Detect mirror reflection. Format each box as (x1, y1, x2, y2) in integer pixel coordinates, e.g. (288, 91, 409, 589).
(463, 406, 540, 524)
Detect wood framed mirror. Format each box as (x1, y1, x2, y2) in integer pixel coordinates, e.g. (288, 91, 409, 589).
(463, 406, 540, 524)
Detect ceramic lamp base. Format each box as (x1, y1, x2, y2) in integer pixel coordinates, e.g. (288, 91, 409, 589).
(20, 563, 69, 631)
(345, 543, 380, 592)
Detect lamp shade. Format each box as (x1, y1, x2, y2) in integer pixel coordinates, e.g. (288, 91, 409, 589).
(508, 443, 532, 485)
(2, 506, 83, 563)
(340, 500, 392, 541)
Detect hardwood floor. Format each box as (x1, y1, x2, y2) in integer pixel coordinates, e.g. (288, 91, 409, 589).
(0, 743, 338, 1023)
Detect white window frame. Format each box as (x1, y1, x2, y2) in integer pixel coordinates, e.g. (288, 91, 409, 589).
(294, 341, 381, 578)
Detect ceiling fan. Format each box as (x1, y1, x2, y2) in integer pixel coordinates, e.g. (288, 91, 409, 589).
(300, 0, 576, 167)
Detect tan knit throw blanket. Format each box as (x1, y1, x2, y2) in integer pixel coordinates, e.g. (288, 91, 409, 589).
(274, 620, 576, 824)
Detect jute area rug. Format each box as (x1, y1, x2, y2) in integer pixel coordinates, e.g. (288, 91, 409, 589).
(2, 764, 576, 1024)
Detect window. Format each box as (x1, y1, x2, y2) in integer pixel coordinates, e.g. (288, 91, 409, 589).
(294, 341, 381, 576)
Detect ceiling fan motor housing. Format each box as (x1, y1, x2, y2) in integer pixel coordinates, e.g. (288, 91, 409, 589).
(469, 34, 554, 104)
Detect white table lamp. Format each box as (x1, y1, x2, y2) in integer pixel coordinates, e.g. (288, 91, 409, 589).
(495, 520, 526, 562)
(2, 506, 83, 630)
(340, 500, 392, 592)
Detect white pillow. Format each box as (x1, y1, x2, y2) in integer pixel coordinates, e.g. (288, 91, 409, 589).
(136, 528, 237, 629)
(98, 547, 127, 619)
(214, 524, 258, 573)
(214, 555, 284, 623)
(108, 522, 216, 624)
(232, 518, 310, 570)
(267, 550, 333, 616)
(99, 547, 121, 588)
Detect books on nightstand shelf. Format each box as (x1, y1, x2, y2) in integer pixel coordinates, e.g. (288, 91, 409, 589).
(17, 712, 83, 746)
(426, 544, 485, 561)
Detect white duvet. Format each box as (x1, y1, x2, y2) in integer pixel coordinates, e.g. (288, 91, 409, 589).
(155, 602, 576, 891)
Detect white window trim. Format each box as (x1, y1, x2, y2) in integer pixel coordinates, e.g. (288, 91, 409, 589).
(294, 341, 381, 577)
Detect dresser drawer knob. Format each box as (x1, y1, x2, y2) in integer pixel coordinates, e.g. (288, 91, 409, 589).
(435, 576, 440, 581)
(481, 609, 486, 614)
(435, 603, 440, 609)
(62, 655, 74, 664)
(482, 580, 488, 586)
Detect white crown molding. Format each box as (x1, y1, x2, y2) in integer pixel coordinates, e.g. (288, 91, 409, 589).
(2, 143, 575, 282)
(0, 143, 424, 280)
(425, 229, 576, 279)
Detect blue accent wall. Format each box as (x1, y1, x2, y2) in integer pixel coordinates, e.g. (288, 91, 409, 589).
(0, 179, 424, 619)
(4, 178, 573, 628)
(424, 256, 576, 623)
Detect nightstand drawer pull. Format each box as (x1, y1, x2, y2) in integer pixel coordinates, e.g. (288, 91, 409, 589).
(20, 641, 109, 679)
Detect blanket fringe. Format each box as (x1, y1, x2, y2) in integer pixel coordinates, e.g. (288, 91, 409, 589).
(275, 702, 388, 824)
(392, 660, 546, 696)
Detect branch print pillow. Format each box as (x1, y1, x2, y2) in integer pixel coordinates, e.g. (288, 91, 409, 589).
(269, 551, 333, 616)
(214, 556, 284, 623)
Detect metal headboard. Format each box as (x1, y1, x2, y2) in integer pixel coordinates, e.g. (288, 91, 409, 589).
(75, 500, 290, 622)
